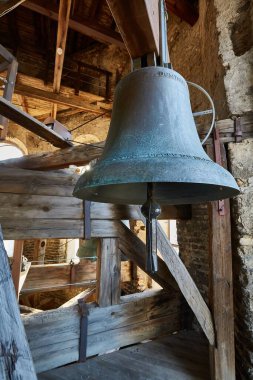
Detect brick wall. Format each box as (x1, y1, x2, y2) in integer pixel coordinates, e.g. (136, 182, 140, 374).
(23, 239, 67, 263)
(177, 204, 209, 304)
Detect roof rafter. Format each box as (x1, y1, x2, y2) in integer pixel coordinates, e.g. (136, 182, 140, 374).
(51, 0, 72, 119)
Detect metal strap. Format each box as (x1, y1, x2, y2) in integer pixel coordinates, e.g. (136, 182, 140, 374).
(234, 117, 243, 143)
(78, 298, 89, 362)
(83, 200, 91, 240)
(213, 128, 225, 216)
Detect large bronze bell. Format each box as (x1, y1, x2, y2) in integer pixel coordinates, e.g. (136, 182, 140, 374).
(73, 66, 239, 205)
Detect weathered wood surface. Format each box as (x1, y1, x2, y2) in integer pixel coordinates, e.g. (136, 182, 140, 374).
(135, 208, 215, 346)
(23, 1, 124, 48)
(21, 260, 132, 294)
(38, 331, 209, 380)
(22, 260, 97, 294)
(0, 58, 18, 137)
(0, 97, 72, 148)
(207, 144, 235, 380)
(19, 262, 31, 294)
(0, 167, 190, 239)
(117, 221, 178, 293)
(0, 227, 37, 379)
(11, 240, 23, 297)
(106, 0, 159, 58)
(0, 0, 26, 17)
(96, 238, 121, 307)
(23, 289, 180, 373)
(0, 142, 105, 170)
(51, 0, 71, 118)
(199, 113, 253, 145)
(157, 221, 215, 346)
(59, 288, 96, 308)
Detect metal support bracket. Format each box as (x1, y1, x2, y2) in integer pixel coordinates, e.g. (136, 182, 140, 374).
(233, 116, 243, 143)
(78, 298, 89, 362)
(83, 200, 91, 240)
(213, 128, 225, 216)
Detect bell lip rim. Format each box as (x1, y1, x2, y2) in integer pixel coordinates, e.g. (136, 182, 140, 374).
(73, 181, 240, 205)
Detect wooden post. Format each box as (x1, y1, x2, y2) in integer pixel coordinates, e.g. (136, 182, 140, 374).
(207, 143, 236, 380)
(11, 240, 23, 298)
(0, 58, 18, 139)
(96, 238, 121, 307)
(0, 227, 37, 379)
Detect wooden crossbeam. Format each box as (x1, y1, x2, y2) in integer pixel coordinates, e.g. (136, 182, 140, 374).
(51, 0, 71, 119)
(0, 97, 72, 148)
(0, 58, 18, 138)
(135, 208, 215, 346)
(106, 0, 159, 59)
(15, 83, 108, 114)
(0, 142, 105, 170)
(0, 0, 26, 18)
(23, 1, 124, 48)
(23, 290, 180, 373)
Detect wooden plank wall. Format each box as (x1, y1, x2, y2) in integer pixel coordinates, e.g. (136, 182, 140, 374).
(22, 289, 181, 373)
(21, 260, 132, 294)
(0, 167, 190, 240)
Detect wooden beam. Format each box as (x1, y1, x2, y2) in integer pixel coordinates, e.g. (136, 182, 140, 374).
(23, 289, 180, 373)
(106, 0, 159, 58)
(21, 260, 97, 294)
(156, 220, 215, 346)
(59, 287, 96, 308)
(0, 97, 73, 148)
(119, 216, 215, 346)
(0, 44, 15, 62)
(96, 238, 121, 307)
(0, 142, 105, 170)
(23, 1, 124, 48)
(19, 262, 31, 293)
(15, 83, 108, 114)
(207, 143, 235, 379)
(0, 58, 18, 139)
(0, 0, 26, 18)
(117, 221, 178, 292)
(11, 239, 23, 297)
(0, 226, 37, 379)
(51, 0, 71, 119)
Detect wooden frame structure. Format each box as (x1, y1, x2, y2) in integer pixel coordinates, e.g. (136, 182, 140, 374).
(0, 1, 240, 379)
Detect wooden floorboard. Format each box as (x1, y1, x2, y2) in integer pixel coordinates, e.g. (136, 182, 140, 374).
(38, 331, 210, 380)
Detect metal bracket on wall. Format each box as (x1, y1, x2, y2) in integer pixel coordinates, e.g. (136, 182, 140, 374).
(78, 298, 89, 362)
(83, 200, 91, 240)
(213, 127, 225, 216)
(233, 116, 243, 143)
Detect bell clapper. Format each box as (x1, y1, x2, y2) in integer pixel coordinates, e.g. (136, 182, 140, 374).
(141, 183, 161, 274)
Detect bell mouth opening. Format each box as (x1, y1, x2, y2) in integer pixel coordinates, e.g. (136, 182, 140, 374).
(73, 181, 240, 205)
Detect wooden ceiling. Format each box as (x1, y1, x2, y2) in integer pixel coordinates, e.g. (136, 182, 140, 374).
(0, 0, 198, 146)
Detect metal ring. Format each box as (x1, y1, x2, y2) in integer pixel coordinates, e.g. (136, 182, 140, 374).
(187, 81, 216, 145)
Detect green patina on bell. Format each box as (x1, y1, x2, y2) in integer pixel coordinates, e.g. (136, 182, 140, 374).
(73, 66, 239, 205)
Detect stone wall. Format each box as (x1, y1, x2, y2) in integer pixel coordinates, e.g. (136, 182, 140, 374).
(228, 140, 253, 379)
(169, 0, 227, 309)
(213, 1, 253, 378)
